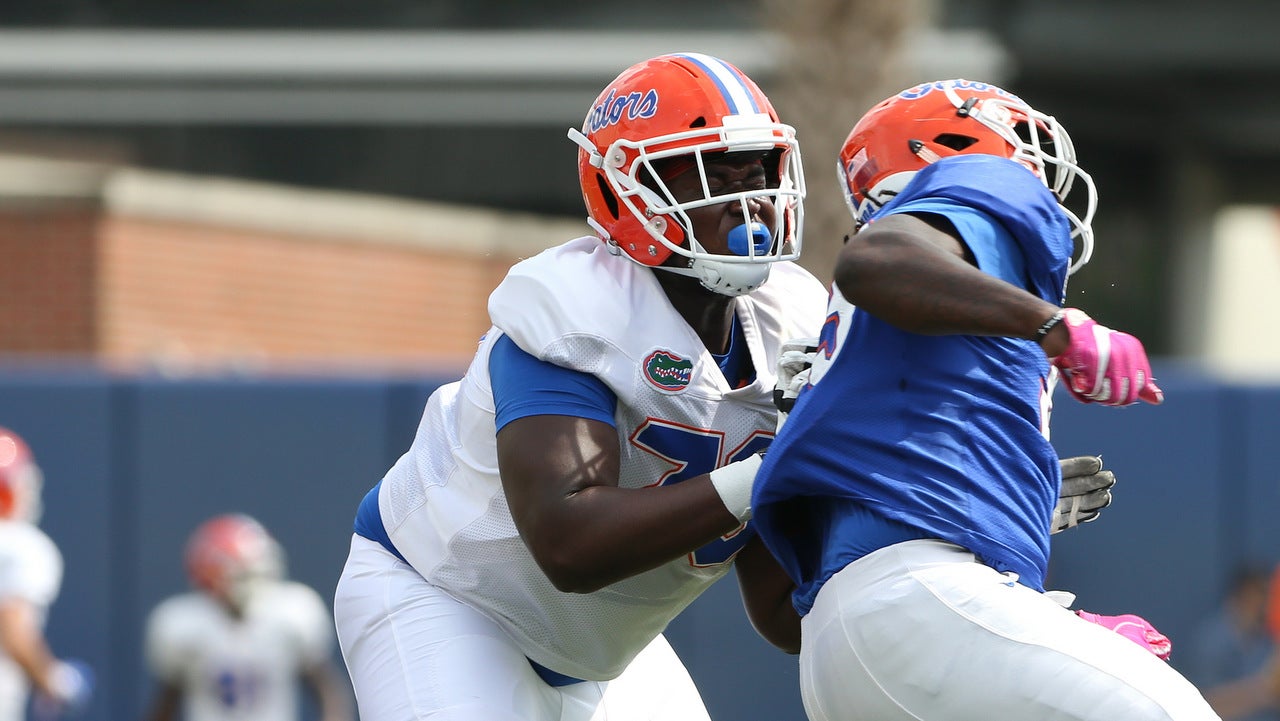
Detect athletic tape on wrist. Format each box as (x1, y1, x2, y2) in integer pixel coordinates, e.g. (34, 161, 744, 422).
(709, 454, 761, 523)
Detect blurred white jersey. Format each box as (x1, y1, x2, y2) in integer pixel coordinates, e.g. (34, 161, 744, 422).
(374, 236, 828, 681)
(0, 521, 62, 721)
(144, 580, 334, 721)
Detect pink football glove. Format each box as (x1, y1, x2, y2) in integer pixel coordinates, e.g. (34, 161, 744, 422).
(1051, 308, 1164, 406)
(1077, 610, 1172, 660)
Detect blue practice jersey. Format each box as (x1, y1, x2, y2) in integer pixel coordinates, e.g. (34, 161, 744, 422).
(752, 155, 1072, 614)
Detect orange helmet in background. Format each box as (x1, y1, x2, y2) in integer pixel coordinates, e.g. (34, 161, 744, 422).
(0, 427, 44, 523)
(185, 513, 284, 611)
(1268, 563, 1280, 641)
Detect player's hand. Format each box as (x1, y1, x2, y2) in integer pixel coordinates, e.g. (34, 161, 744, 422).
(773, 337, 819, 430)
(1051, 308, 1163, 406)
(1076, 610, 1172, 660)
(1051, 455, 1115, 534)
(33, 659, 94, 719)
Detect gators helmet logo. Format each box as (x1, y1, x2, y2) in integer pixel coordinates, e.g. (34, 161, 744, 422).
(643, 349, 693, 392)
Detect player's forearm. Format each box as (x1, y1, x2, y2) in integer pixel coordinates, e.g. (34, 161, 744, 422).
(736, 538, 801, 654)
(306, 664, 354, 721)
(523, 479, 743, 593)
(0, 602, 58, 695)
(144, 683, 183, 721)
(835, 219, 1059, 339)
(9, 644, 57, 696)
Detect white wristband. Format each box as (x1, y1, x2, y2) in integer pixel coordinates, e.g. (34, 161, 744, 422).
(709, 453, 762, 522)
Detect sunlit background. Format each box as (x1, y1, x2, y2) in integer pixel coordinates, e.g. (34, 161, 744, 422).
(2, 1, 1280, 719)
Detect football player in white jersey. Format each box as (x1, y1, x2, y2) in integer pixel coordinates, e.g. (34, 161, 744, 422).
(0, 427, 92, 721)
(144, 514, 352, 721)
(333, 52, 828, 721)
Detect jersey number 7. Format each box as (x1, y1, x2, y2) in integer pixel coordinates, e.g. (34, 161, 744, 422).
(631, 420, 772, 566)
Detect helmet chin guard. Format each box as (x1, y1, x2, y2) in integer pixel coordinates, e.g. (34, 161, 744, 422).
(660, 221, 775, 296)
(664, 257, 774, 296)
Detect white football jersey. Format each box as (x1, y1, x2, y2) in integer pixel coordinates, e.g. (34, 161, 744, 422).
(377, 236, 828, 681)
(144, 580, 334, 721)
(0, 521, 62, 721)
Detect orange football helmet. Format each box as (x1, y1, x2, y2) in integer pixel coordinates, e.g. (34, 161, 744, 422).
(567, 52, 804, 295)
(837, 79, 1096, 274)
(1269, 563, 1280, 642)
(185, 513, 284, 610)
(0, 427, 43, 523)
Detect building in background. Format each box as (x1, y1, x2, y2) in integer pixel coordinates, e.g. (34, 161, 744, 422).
(0, 154, 577, 372)
(1, 1, 1278, 373)
(2, 6, 1280, 721)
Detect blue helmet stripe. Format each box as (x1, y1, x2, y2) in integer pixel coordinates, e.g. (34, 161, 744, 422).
(673, 53, 761, 115)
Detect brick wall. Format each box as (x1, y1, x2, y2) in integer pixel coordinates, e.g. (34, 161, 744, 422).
(0, 155, 585, 373)
(0, 201, 100, 355)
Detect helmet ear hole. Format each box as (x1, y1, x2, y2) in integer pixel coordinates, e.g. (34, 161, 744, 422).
(594, 174, 620, 220)
(933, 133, 979, 151)
(1013, 119, 1033, 144)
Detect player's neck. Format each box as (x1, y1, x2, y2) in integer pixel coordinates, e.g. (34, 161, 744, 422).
(656, 272, 735, 354)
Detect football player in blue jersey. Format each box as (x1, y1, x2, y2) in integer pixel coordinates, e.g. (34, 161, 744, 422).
(750, 79, 1220, 721)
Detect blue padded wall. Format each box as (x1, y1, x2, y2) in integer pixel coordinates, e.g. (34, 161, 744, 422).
(0, 362, 1273, 720)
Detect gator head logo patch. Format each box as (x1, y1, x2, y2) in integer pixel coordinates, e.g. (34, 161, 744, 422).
(643, 349, 693, 392)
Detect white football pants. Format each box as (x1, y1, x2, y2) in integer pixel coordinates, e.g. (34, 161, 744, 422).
(333, 534, 711, 721)
(799, 539, 1221, 721)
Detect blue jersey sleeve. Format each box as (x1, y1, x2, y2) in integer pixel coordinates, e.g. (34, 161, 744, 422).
(882, 197, 1026, 288)
(874, 154, 1071, 304)
(489, 334, 617, 431)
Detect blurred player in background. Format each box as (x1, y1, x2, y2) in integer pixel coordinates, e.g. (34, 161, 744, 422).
(751, 79, 1219, 720)
(144, 513, 352, 721)
(1183, 564, 1280, 720)
(0, 427, 92, 721)
(334, 51, 827, 721)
